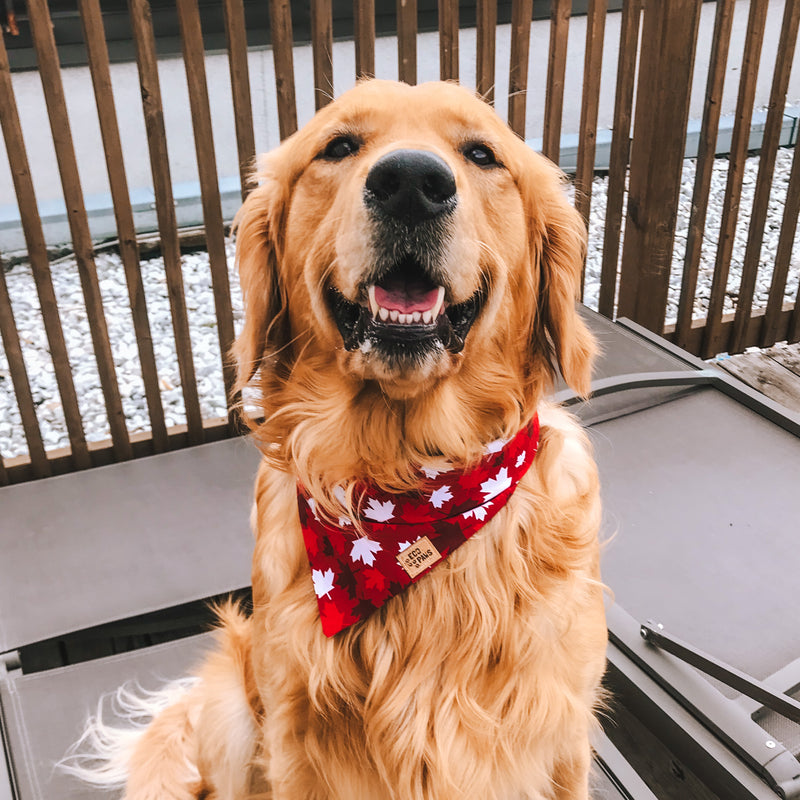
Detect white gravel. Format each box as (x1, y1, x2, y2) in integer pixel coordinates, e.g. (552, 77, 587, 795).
(1, 150, 799, 460)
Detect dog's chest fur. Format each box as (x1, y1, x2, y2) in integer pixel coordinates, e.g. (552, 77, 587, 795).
(248, 407, 606, 799)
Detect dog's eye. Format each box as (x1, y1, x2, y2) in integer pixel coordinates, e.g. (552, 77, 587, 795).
(463, 144, 498, 168)
(321, 136, 361, 161)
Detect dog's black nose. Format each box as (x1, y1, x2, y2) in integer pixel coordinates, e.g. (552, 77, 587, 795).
(365, 149, 457, 224)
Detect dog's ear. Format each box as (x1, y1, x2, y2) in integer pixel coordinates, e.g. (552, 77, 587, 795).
(231, 157, 291, 393)
(516, 150, 596, 397)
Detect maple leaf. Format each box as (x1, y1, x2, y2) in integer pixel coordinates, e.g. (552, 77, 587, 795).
(363, 498, 395, 522)
(350, 536, 382, 566)
(515, 450, 526, 468)
(420, 458, 452, 479)
(485, 437, 510, 454)
(463, 502, 490, 522)
(397, 540, 413, 553)
(480, 467, 512, 500)
(338, 516, 352, 527)
(320, 598, 358, 637)
(307, 497, 321, 521)
(429, 485, 453, 509)
(312, 568, 336, 598)
(363, 568, 388, 592)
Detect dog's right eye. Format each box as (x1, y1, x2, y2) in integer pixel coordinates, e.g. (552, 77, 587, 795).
(321, 136, 361, 161)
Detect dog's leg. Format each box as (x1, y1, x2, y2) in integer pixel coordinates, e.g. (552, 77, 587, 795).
(550, 739, 593, 800)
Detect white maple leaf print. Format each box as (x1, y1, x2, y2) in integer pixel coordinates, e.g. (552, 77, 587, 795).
(397, 541, 413, 553)
(421, 459, 452, 479)
(307, 498, 321, 521)
(312, 568, 336, 598)
(485, 437, 510, 454)
(463, 502, 490, 522)
(481, 467, 512, 501)
(363, 498, 395, 522)
(515, 451, 526, 468)
(350, 537, 382, 566)
(429, 485, 453, 509)
(338, 516, 352, 527)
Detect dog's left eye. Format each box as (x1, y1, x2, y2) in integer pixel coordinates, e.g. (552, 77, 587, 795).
(463, 144, 498, 168)
(321, 136, 361, 161)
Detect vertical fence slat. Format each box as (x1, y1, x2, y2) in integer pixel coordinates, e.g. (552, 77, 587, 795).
(311, 0, 334, 108)
(574, 0, 607, 235)
(542, 0, 570, 164)
(476, 0, 496, 103)
(354, 0, 375, 80)
(0, 258, 51, 478)
(617, 0, 702, 333)
(176, 0, 238, 426)
(128, 0, 204, 444)
(730, 0, 800, 354)
(674, 0, 735, 349)
(598, 0, 642, 318)
(762, 137, 800, 347)
(0, 31, 90, 469)
(791, 269, 800, 345)
(438, 0, 458, 82)
(507, 0, 532, 137)
(223, 0, 257, 197)
(397, 0, 417, 85)
(701, 0, 768, 358)
(78, 0, 169, 454)
(269, 0, 298, 139)
(27, 0, 132, 461)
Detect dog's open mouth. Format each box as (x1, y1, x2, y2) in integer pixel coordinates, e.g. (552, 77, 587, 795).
(329, 256, 484, 357)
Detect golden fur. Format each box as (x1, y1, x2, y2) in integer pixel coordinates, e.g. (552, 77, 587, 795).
(117, 80, 607, 800)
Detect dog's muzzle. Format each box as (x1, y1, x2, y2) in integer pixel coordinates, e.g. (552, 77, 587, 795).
(329, 149, 485, 364)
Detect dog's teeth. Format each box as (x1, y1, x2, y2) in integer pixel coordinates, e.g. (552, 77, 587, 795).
(379, 307, 389, 321)
(412, 311, 421, 323)
(390, 310, 399, 322)
(431, 286, 446, 319)
(400, 313, 410, 324)
(368, 285, 379, 318)
(422, 310, 432, 324)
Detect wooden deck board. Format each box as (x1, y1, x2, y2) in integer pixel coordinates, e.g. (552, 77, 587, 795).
(710, 341, 800, 413)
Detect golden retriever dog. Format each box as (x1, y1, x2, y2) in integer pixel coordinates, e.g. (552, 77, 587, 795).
(73, 79, 607, 800)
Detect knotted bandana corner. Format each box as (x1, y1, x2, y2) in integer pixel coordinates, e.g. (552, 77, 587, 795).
(298, 415, 540, 636)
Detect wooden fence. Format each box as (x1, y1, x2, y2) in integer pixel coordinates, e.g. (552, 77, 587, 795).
(0, 0, 799, 484)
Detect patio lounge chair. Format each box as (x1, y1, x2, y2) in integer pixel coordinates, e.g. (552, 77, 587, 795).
(1, 309, 798, 799)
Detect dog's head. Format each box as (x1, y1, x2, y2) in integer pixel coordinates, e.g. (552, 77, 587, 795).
(234, 80, 594, 456)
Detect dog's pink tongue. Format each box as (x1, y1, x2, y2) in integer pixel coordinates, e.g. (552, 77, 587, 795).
(374, 282, 440, 313)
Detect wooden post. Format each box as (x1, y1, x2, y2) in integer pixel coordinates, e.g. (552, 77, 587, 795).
(397, 0, 417, 85)
(542, 0, 570, 165)
(617, 0, 702, 334)
(438, 0, 458, 81)
(507, 0, 532, 138)
(475, 0, 496, 103)
(269, 0, 297, 139)
(598, 0, 642, 318)
(310, 0, 334, 107)
(223, 0, 257, 195)
(354, 0, 376, 80)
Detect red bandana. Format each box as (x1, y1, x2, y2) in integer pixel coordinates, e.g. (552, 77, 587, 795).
(298, 416, 540, 636)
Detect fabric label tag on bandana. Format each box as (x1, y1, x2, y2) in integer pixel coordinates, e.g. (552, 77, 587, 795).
(397, 536, 442, 578)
